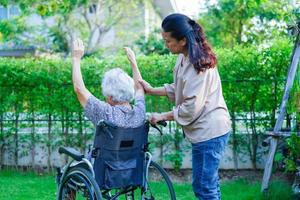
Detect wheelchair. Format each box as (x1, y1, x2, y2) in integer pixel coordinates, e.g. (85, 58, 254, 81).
(56, 120, 176, 200)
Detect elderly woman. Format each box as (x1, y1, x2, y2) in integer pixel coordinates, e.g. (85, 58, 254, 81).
(71, 38, 145, 128)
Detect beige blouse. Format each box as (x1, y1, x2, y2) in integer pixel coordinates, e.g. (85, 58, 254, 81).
(164, 54, 231, 143)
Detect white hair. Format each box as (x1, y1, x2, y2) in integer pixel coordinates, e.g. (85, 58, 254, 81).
(101, 68, 134, 103)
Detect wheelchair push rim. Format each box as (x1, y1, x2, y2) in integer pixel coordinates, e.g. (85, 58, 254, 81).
(58, 167, 102, 200)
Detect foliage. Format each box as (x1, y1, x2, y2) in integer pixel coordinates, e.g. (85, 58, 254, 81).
(217, 38, 295, 169)
(284, 133, 300, 172)
(164, 126, 186, 172)
(287, 56, 300, 175)
(0, 39, 296, 169)
(0, 17, 27, 44)
(199, 0, 297, 48)
(48, 26, 69, 53)
(135, 29, 169, 55)
(0, 0, 143, 54)
(275, 24, 300, 174)
(288, 49, 300, 129)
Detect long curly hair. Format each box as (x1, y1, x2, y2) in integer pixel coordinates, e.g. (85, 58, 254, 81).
(162, 13, 217, 73)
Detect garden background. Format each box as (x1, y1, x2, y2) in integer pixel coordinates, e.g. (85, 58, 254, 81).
(0, 0, 299, 199)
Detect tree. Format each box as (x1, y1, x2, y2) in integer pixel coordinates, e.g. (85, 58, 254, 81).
(199, 0, 297, 48)
(135, 28, 169, 55)
(0, 0, 142, 55)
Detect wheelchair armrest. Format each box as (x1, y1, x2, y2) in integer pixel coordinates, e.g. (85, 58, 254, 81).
(58, 147, 84, 161)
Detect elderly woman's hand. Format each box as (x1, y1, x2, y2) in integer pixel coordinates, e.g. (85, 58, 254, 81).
(124, 47, 137, 65)
(72, 38, 84, 59)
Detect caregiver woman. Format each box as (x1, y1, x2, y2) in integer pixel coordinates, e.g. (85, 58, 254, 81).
(140, 13, 232, 200)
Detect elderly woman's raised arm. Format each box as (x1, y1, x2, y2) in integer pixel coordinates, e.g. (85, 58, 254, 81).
(124, 47, 144, 96)
(72, 38, 92, 107)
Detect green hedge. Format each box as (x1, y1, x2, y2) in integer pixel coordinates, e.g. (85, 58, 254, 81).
(0, 38, 298, 169)
(0, 39, 294, 114)
(0, 54, 176, 114)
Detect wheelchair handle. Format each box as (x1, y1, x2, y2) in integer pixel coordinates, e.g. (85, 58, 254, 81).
(147, 120, 167, 127)
(157, 120, 167, 127)
(149, 120, 167, 136)
(97, 120, 117, 139)
(97, 120, 117, 129)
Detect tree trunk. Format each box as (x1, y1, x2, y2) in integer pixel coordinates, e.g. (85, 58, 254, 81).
(14, 105, 19, 169)
(30, 102, 36, 171)
(286, 113, 291, 129)
(61, 109, 66, 164)
(271, 81, 278, 127)
(174, 126, 183, 172)
(297, 115, 300, 131)
(244, 113, 253, 169)
(78, 112, 84, 152)
(64, 111, 69, 164)
(0, 112, 4, 169)
(47, 113, 52, 172)
(159, 138, 164, 166)
(250, 105, 258, 170)
(237, 18, 243, 44)
(296, 92, 300, 131)
(83, 119, 90, 155)
(231, 110, 238, 169)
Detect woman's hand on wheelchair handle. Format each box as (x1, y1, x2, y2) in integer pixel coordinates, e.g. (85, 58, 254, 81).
(149, 113, 165, 125)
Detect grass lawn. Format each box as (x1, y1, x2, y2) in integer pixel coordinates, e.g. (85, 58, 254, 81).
(0, 170, 295, 200)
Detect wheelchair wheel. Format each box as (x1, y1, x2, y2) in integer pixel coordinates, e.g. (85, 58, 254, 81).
(58, 167, 102, 200)
(143, 161, 176, 200)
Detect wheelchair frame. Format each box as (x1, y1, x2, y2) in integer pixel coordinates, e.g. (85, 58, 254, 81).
(56, 121, 176, 200)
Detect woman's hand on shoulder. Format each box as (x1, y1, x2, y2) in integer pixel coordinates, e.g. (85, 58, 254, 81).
(139, 80, 153, 94)
(72, 38, 84, 59)
(135, 81, 145, 96)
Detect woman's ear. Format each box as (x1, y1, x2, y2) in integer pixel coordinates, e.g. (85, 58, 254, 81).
(179, 38, 187, 47)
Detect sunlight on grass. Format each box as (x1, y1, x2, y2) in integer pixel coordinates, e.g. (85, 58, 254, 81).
(0, 170, 56, 200)
(0, 170, 295, 200)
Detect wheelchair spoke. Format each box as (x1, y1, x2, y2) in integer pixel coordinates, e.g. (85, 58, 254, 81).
(142, 161, 176, 200)
(62, 175, 93, 200)
(58, 167, 102, 200)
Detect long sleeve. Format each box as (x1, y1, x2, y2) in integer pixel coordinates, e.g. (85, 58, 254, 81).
(173, 71, 209, 126)
(170, 55, 231, 143)
(163, 54, 183, 102)
(164, 83, 175, 102)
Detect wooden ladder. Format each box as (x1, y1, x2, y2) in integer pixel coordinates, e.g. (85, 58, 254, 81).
(261, 21, 300, 191)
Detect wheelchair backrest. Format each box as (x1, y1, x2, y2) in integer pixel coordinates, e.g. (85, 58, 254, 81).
(93, 120, 149, 150)
(92, 120, 150, 189)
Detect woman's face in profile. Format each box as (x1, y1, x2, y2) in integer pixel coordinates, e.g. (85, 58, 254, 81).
(161, 31, 186, 55)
